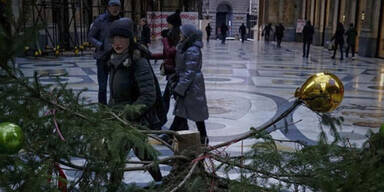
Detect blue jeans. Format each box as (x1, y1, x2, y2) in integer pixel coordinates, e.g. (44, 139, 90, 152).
(97, 59, 109, 105)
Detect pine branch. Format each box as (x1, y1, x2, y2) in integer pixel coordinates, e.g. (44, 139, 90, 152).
(169, 159, 199, 192)
(210, 153, 311, 181)
(147, 134, 173, 150)
(123, 155, 189, 172)
(208, 100, 303, 152)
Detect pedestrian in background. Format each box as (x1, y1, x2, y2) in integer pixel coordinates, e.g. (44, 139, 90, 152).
(345, 23, 357, 59)
(88, 0, 121, 105)
(331, 22, 345, 60)
(220, 23, 228, 44)
(205, 23, 212, 43)
(275, 23, 285, 48)
(262, 23, 273, 42)
(302, 21, 314, 58)
(139, 17, 151, 47)
(239, 23, 247, 43)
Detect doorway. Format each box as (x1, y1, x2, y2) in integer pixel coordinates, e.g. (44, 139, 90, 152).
(216, 3, 232, 37)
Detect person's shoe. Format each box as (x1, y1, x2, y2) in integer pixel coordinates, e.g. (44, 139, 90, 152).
(340, 57, 344, 60)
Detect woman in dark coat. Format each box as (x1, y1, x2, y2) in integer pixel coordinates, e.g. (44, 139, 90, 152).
(106, 18, 163, 185)
(171, 24, 209, 144)
(332, 22, 345, 60)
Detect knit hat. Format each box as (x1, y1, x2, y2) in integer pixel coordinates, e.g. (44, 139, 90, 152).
(109, 18, 134, 38)
(166, 10, 182, 27)
(180, 24, 198, 38)
(108, 0, 121, 6)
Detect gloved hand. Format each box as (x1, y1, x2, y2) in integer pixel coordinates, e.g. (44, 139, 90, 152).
(122, 104, 146, 121)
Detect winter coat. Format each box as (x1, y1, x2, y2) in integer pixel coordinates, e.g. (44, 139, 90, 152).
(302, 24, 314, 42)
(108, 48, 166, 130)
(151, 37, 176, 75)
(173, 33, 209, 122)
(239, 25, 246, 35)
(332, 27, 345, 44)
(221, 25, 228, 36)
(345, 28, 357, 45)
(88, 12, 120, 60)
(275, 25, 285, 38)
(206, 25, 212, 35)
(140, 24, 151, 45)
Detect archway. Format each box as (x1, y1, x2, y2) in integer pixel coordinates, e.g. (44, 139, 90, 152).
(216, 3, 232, 37)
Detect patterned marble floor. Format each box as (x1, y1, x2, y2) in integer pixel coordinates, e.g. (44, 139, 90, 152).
(15, 39, 384, 186)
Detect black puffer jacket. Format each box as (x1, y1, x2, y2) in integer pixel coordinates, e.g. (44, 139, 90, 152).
(108, 47, 166, 129)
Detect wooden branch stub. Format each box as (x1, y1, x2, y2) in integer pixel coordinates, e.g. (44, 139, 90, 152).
(173, 130, 201, 155)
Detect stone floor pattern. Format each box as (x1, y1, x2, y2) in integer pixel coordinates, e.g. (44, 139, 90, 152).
(15, 40, 384, 186)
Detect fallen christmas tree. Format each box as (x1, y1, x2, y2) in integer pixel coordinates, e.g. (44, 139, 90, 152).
(1, 1, 384, 192)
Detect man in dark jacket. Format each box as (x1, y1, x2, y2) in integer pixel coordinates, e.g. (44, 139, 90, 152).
(302, 21, 314, 58)
(239, 23, 247, 43)
(220, 23, 229, 44)
(275, 23, 285, 48)
(345, 23, 357, 58)
(107, 18, 164, 186)
(140, 18, 151, 47)
(262, 23, 273, 42)
(88, 0, 121, 104)
(331, 22, 345, 60)
(206, 23, 212, 43)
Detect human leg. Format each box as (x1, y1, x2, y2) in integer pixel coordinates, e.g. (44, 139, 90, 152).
(96, 59, 109, 105)
(170, 116, 188, 131)
(196, 121, 208, 144)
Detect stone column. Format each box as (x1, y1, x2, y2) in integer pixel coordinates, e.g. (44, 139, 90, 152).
(358, 0, 381, 57)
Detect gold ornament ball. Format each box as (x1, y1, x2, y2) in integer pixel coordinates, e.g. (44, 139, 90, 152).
(295, 72, 344, 113)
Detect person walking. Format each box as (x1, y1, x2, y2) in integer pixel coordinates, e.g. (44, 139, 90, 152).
(171, 24, 209, 145)
(151, 10, 181, 115)
(239, 23, 247, 43)
(331, 22, 345, 60)
(345, 23, 357, 59)
(88, 0, 121, 105)
(262, 23, 273, 42)
(139, 17, 151, 47)
(220, 23, 228, 44)
(275, 23, 285, 48)
(205, 23, 212, 43)
(302, 21, 314, 58)
(106, 18, 164, 188)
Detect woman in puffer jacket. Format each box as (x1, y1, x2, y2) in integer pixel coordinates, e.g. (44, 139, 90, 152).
(171, 24, 209, 145)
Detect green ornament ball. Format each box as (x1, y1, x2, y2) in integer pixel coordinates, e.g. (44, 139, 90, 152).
(0, 122, 24, 154)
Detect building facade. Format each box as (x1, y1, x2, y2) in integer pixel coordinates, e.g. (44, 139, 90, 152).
(259, 0, 384, 58)
(11, 0, 201, 50)
(203, 0, 259, 38)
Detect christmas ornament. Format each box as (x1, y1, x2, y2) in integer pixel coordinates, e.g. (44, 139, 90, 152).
(0, 122, 24, 154)
(295, 72, 344, 113)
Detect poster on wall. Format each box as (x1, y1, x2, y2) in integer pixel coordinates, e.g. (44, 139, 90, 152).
(296, 19, 306, 33)
(147, 12, 198, 40)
